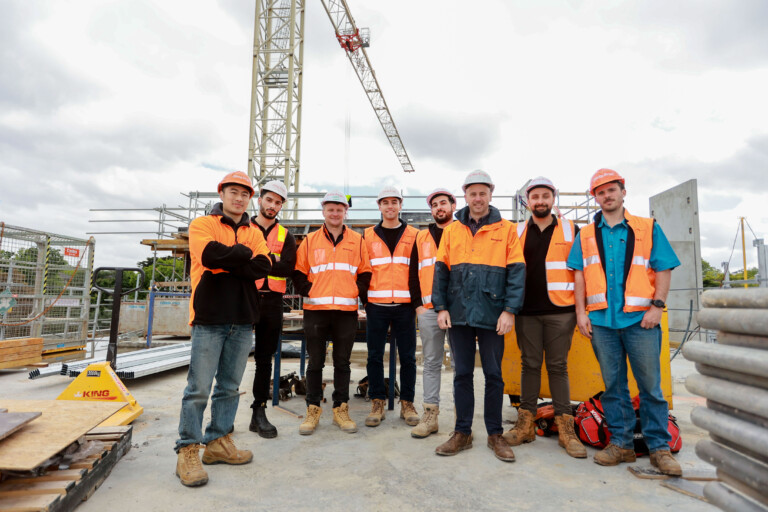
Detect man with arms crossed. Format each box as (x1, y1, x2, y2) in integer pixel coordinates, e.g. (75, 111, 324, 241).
(568, 168, 681, 475)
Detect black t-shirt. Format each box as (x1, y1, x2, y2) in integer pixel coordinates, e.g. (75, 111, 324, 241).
(518, 216, 579, 316)
(379, 223, 406, 255)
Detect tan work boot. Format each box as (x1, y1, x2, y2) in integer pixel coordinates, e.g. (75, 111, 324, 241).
(176, 444, 208, 487)
(502, 408, 536, 446)
(650, 449, 682, 476)
(435, 431, 473, 456)
(202, 433, 253, 465)
(487, 433, 516, 462)
(411, 404, 439, 438)
(400, 400, 420, 426)
(332, 403, 358, 433)
(594, 443, 636, 466)
(554, 414, 587, 458)
(299, 404, 322, 435)
(365, 398, 386, 427)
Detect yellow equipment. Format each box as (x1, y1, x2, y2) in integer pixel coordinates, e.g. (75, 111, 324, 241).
(502, 311, 673, 408)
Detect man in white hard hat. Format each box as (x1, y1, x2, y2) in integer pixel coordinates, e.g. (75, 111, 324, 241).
(292, 192, 372, 435)
(409, 187, 457, 438)
(432, 169, 525, 462)
(361, 185, 421, 428)
(501, 177, 586, 458)
(248, 180, 297, 439)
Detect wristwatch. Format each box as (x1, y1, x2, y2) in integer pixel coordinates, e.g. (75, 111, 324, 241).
(650, 299, 666, 309)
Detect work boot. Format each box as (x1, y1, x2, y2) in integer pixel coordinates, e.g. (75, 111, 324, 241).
(593, 443, 636, 466)
(202, 434, 253, 465)
(487, 433, 516, 462)
(435, 431, 473, 456)
(176, 444, 208, 487)
(411, 404, 439, 439)
(332, 403, 358, 433)
(299, 404, 322, 435)
(249, 402, 277, 439)
(400, 400, 420, 426)
(554, 414, 587, 458)
(365, 399, 386, 427)
(502, 408, 536, 446)
(650, 449, 682, 476)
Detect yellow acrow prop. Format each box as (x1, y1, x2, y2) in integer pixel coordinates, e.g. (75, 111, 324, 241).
(501, 311, 673, 409)
(57, 361, 144, 426)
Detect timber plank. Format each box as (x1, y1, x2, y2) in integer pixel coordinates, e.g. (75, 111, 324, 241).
(0, 339, 43, 350)
(0, 412, 42, 442)
(660, 479, 709, 502)
(0, 350, 43, 362)
(0, 479, 73, 496)
(0, 357, 43, 370)
(0, 400, 125, 472)
(0, 345, 43, 357)
(4, 469, 84, 483)
(0, 493, 59, 511)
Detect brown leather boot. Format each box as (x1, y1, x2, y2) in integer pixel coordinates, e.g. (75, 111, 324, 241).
(593, 443, 636, 466)
(176, 444, 208, 487)
(487, 434, 516, 462)
(299, 404, 322, 435)
(332, 403, 358, 433)
(202, 434, 253, 465)
(365, 398, 386, 427)
(400, 400, 420, 426)
(502, 408, 536, 446)
(411, 404, 439, 439)
(650, 449, 682, 476)
(554, 414, 587, 458)
(435, 431, 473, 456)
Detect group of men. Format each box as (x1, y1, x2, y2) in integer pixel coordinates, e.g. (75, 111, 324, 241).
(174, 167, 682, 488)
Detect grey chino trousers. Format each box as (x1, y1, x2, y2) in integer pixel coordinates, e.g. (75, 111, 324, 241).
(417, 308, 452, 405)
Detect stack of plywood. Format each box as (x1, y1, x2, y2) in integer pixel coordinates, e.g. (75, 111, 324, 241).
(0, 338, 43, 370)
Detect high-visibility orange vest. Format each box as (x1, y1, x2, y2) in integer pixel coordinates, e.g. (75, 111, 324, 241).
(580, 211, 655, 313)
(517, 217, 575, 307)
(364, 225, 418, 303)
(255, 223, 287, 293)
(295, 226, 370, 311)
(415, 229, 439, 308)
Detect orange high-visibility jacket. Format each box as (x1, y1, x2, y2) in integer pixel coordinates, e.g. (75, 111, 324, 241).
(188, 206, 271, 325)
(295, 226, 371, 311)
(415, 228, 440, 308)
(255, 223, 287, 293)
(580, 211, 655, 313)
(517, 217, 576, 307)
(364, 224, 418, 303)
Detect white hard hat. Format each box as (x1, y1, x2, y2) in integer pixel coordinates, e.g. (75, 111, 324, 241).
(462, 169, 495, 192)
(526, 176, 556, 196)
(426, 187, 456, 206)
(320, 191, 349, 208)
(261, 180, 288, 200)
(376, 185, 403, 203)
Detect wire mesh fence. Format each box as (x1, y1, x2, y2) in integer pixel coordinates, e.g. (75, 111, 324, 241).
(0, 222, 94, 352)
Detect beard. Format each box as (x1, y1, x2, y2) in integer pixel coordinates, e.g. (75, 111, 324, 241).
(433, 211, 453, 224)
(531, 206, 551, 219)
(260, 207, 277, 220)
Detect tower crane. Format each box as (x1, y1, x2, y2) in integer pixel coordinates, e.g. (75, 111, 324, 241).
(247, 0, 414, 218)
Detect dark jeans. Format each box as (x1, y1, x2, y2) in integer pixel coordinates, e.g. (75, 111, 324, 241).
(515, 312, 577, 416)
(304, 309, 358, 406)
(450, 325, 505, 436)
(251, 293, 284, 406)
(365, 303, 417, 402)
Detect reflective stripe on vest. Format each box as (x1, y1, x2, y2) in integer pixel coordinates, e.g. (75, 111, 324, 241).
(303, 296, 358, 306)
(517, 218, 576, 307)
(416, 229, 439, 308)
(255, 223, 287, 293)
(580, 211, 656, 313)
(364, 225, 418, 304)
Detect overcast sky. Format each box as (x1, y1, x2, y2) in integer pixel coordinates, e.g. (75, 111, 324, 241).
(1, 0, 767, 274)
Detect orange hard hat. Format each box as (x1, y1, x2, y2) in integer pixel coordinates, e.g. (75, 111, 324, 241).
(218, 171, 255, 198)
(589, 168, 625, 196)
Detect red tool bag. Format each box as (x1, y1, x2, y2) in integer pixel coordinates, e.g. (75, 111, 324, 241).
(574, 392, 682, 455)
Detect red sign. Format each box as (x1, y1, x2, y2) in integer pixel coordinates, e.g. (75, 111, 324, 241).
(64, 247, 80, 257)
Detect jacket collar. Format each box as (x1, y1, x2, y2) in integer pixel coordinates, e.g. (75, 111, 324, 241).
(211, 202, 251, 229)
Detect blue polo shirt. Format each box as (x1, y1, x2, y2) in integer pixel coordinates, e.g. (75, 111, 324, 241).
(566, 213, 680, 329)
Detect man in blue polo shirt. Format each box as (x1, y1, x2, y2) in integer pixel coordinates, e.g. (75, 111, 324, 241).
(567, 169, 681, 475)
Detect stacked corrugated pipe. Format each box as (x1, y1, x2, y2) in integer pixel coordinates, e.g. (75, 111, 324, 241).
(683, 288, 768, 512)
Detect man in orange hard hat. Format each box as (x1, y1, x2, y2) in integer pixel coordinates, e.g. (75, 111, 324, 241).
(175, 171, 272, 487)
(248, 180, 297, 439)
(567, 168, 682, 475)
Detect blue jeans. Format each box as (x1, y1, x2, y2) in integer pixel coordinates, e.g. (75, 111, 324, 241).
(365, 304, 417, 402)
(450, 325, 505, 436)
(590, 322, 670, 452)
(175, 323, 253, 452)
